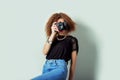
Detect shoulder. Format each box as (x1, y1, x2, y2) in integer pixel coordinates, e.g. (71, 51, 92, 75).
(67, 35, 78, 41)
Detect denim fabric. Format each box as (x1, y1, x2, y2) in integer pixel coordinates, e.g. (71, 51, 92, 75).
(32, 59, 68, 80)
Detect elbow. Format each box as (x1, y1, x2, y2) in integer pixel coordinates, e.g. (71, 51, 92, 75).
(42, 49, 48, 55)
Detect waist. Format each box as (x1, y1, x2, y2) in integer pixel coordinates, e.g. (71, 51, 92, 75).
(46, 59, 68, 65)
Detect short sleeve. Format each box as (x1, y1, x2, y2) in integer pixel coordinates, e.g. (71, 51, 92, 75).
(71, 37, 79, 54)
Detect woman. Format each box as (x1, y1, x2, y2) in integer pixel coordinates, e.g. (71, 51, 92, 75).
(32, 12, 79, 80)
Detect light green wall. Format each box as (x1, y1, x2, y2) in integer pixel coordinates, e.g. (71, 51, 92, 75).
(0, 0, 120, 80)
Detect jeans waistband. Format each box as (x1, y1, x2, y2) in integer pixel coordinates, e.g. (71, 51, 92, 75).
(45, 59, 68, 65)
(46, 59, 65, 61)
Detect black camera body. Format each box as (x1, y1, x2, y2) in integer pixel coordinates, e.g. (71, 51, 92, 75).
(55, 22, 69, 31)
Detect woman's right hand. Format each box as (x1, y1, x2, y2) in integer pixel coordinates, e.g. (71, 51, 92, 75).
(51, 22, 59, 35)
(43, 22, 59, 55)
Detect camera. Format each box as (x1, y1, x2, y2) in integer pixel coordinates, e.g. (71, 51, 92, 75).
(55, 22, 69, 31)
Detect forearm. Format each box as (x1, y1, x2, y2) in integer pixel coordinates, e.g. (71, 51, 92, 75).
(42, 33, 56, 55)
(68, 64, 76, 80)
(69, 51, 77, 80)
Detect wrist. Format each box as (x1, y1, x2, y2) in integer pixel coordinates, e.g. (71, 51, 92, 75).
(47, 32, 57, 44)
(47, 40, 52, 44)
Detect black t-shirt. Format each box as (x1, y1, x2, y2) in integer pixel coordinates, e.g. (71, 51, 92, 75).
(46, 35, 79, 62)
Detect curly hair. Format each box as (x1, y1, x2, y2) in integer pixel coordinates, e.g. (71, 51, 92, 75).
(45, 12, 76, 37)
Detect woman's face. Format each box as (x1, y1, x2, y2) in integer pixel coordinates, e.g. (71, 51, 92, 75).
(56, 18, 68, 35)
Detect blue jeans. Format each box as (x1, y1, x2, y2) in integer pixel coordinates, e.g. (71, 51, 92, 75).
(32, 59, 68, 80)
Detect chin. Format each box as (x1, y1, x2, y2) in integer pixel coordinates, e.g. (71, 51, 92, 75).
(58, 30, 67, 35)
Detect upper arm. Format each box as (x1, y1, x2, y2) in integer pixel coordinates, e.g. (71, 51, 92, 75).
(70, 36, 79, 64)
(71, 37, 79, 54)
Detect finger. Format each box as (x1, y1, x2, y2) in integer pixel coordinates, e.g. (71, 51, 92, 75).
(56, 28, 59, 32)
(52, 22, 57, 26)
(54, 27, 59, 31)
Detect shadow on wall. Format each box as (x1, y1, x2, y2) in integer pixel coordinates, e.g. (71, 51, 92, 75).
(72, 20, 99, 80)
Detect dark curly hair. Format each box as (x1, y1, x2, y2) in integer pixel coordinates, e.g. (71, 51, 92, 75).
(45, 12, 76, 37)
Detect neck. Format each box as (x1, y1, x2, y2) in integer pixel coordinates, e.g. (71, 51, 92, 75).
(58, 32, 69, 36)
(57, 35, 67, 40)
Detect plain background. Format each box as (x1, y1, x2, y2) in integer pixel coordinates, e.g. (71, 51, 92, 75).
(0, 0, 120, 80)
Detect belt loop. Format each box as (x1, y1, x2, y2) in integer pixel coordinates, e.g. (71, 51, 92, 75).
(55, 60, 57, 65)
(45, 59, 48, 64)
